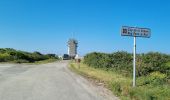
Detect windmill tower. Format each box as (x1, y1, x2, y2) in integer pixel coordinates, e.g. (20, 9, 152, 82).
(68, 39, 78, 59)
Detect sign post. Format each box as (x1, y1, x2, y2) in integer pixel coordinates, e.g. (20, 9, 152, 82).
(121, 26, 151, 87)
(133, 36, 136, 87)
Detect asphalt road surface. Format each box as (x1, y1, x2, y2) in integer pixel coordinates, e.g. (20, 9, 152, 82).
(0, 61, 118, 100)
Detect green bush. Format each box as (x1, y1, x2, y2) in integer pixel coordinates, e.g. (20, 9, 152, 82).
(128, 85, 170, 100)
(13, 59, 30, 63)
(109, 51, 133, 71)
(84, 51, 170, 77)
(84, 51, 133, 71)
(0, 48, 59, 63)
(137, 72, 167, 86)
(0, 53, 12, 62)
(137, 52, 170, 76)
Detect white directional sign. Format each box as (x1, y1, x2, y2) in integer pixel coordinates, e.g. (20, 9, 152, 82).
(121, 26, 151, 38)
(121, 26, 151, 87)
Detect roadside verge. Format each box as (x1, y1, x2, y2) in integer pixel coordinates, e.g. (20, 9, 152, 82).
(69, 62, 130, 100)
(69, 62, 170, 100)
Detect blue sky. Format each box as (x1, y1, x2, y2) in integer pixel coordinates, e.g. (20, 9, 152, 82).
(0, 0, 170, 55)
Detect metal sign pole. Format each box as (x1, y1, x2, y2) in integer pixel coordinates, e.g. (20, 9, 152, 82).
(133, 36, 136, 87)
(121, 26, 151, 87)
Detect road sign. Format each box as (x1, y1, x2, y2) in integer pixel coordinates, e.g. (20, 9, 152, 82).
(121, 26, 151, 38)
(121, 26, 151, 87)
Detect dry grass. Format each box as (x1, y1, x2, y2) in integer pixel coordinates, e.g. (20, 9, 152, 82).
(70, 62, 130, 83)
(69, 63, 131, 97)
(69, 62, 170, 100)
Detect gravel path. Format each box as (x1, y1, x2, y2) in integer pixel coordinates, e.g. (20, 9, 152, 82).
(0, 61, 118, 100)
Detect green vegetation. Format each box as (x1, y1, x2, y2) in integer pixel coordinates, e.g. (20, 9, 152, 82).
(70, 51, 170, 100)
(33, 58, 59, 64)
(84, 51, 170, 77)
(0, 48, 59, 63)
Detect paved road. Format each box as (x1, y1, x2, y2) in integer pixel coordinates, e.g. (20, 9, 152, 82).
(0, 61, 118, 100)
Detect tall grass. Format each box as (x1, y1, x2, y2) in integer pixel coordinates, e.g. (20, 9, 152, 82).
(70, 62, 170, 100)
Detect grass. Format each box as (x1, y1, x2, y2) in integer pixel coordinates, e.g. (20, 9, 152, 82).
(0, 58, 59, 65)
(69, 62, 170, 100)
(33, 58, 59, 64)
(69, 62, 131, 99)
(166, 62, 170, 66)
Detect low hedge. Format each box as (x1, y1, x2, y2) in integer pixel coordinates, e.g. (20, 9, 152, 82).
(84, 51, 170, 77)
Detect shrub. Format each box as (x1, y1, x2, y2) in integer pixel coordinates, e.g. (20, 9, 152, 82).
(137, 72, 167, 86)
(84, 51, 170, 77)
(45, 54, 58, 59)
(0, 48, 59, 63)
(129, 85, 170, 100)
(109, 51, 133, 71)
(13, 59, 30, 63)
(137, 52, 170, 76)
(0, 53, 12, 62)
(84, 51, 133, 70)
